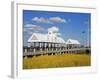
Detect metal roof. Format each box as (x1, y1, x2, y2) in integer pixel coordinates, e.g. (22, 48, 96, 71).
(28, 33, 80, 44)
(28, 32, 65, 43)
(66, 39, 80, 44)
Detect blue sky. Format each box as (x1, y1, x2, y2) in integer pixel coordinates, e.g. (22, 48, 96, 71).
(23, 10, 91, 46)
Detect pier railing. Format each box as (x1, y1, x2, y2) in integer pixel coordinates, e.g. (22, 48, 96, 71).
(23, 47, 90, 56)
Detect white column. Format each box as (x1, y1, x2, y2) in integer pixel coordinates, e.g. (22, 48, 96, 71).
(41, 42, 43, 52)
(40, 42, 41, 47)
(52, 43, 53, 51)
(33, 48, 35, 52)
(49, 43, 50, 51)
(56, 44, 57, 51)
(60, 43, 62, 50)
(45, 42, 46, 51)
(25, 49, 27, 53)
(54, 43, 55, 48)
(47, 43, 48, 51)
(45, 42, 46, 48)
(38, 42, 39, 47)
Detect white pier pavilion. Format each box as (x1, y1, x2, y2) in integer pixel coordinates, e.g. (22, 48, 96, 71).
(23, 27, 86, 56)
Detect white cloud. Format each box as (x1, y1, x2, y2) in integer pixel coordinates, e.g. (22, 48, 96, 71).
(49, 17, 66, 23)
(24, 24, 45, 31)
(32, 17, 67, 23)
(48, 26, 62, 36)
(48, 26, 59, 33)
(32, 17, 51, 23)
(56, 33, 61, 36)
(25, 24, 36, 27)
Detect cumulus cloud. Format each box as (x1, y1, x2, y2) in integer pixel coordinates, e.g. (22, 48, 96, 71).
(32, 17, 67, 23)
(56, 33, 61, 36)
(48, 26, 59, 33)
(24, 24, 45, 31)
(49, 17, 66, 23)
(48, 26, 62, 36)
(32, 17, 51, 23)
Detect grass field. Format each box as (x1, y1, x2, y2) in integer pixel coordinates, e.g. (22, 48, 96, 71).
(23, 53, 91, 69)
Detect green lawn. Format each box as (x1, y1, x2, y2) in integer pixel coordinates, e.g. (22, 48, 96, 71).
(23, 53, 91, 69)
